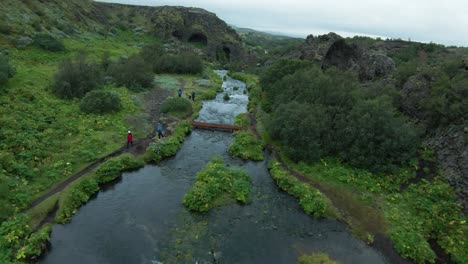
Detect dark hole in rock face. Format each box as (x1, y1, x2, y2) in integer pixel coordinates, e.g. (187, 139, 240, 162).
(172, 31, 183, 40)
(222, 46, 231, 60)
(188, 33, 208, 46)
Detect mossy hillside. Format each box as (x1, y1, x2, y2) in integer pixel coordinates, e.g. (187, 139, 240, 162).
(183, 156, 251, 212)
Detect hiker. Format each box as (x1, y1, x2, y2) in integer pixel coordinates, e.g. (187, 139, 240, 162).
(157, 123, 164, 139)
(177, 88, 182, 98)
(191, 91, 195, 101)
(127, 131, 133, 148)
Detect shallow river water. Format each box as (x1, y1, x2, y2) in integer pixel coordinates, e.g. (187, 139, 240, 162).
(39, 71, 388, 264)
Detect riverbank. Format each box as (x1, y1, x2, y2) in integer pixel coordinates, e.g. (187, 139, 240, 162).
(231, 71, 467, 264)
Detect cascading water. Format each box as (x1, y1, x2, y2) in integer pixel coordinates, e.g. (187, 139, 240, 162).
(39, 71, 388, 264)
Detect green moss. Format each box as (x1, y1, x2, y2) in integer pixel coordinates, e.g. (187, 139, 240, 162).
(183, 156, 251, 212)
(228, 131, 264, 161)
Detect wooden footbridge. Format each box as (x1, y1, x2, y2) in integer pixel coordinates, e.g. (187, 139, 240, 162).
(191, 121, 242, 132)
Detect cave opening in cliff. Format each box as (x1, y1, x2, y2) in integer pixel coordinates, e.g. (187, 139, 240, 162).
(188, 33, 208, 46)
(172, 31, 183, 40)
(222, 46, 231, 61)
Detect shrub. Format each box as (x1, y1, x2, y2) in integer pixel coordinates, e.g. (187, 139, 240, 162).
(32, 33, 65, 51)
(234, 113, 250, 128)
(0, 54, 16, 86)
(108, 54, 153, 90)
(223, 93, 230, 101)
(268, 160, 328, 218)
(160, 97, 192, 117)
(55, 177, 99, 224)
(183, 156, 251, 212)
(228, 131, 264, 161)
(53, 53, 102, 99)
(80, 90, 121, 114)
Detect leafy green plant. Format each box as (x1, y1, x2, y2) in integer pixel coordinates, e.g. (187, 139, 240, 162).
(234, 113, 250, 128)
(80, 90, 121, 114)
(183, 156, 251, 212)
(0, 214, 51, 262)
(223, 93, 230, 101)
(268, 160, 328, 218)
(228, 131, 264, 161)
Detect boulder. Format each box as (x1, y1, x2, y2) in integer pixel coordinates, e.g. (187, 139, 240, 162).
(399, 74, 431, 120)
(463, 57, 468, 70)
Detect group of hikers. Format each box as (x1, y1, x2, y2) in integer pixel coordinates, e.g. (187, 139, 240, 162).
(126, 88, 195, 149)
(126, 122, 165, 149)
(178, 88, 196, 101)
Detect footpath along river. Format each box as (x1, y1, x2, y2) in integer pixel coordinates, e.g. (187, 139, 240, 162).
(39, 71, 388, 264)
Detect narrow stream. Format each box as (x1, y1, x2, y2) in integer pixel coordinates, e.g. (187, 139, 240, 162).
(39, 71, 388, 264)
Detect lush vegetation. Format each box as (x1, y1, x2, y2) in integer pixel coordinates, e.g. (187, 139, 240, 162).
(386, 179, 467, 264)
(228, 131, 264, 161)
(284, 157, 467, 263)
(0, 31, 155, 225)
(55, 154, 144, 224)
(261, 60, 420, 173)
(234, 113, 250, 128)
(298, 253, 338, 264)
(79, 89, 121, 114)
(161, 97, 192, 118)
(268, 160, 331, 218)
(0, 214, 51, 262)
(145, 120, 192, 162)
(183, 156, 251, 212)
(0, 53, 16, 86)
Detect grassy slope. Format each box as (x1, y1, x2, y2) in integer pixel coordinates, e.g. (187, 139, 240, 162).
(1, 31, 157, 216)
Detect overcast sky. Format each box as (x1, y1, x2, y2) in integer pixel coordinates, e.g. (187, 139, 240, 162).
(97, 0, 468, 47)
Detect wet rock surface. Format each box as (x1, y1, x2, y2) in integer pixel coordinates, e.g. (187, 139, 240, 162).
(426, 125, 468, 213)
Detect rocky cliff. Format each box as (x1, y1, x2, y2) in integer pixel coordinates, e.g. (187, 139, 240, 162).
(0, 0, 245, 62)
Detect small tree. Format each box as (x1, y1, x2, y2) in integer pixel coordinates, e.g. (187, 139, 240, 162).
(33, 33, 65, 52)
(53, 53, 102, 99)
(80, 90, 121, 114)
(108, 54, 153, 90)
(0, 54, 16, 86)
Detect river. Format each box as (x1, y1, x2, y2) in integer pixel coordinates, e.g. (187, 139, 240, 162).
(39, 71, 388, 264)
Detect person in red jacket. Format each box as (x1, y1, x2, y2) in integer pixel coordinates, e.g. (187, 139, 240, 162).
(127, 131, 133, 149)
